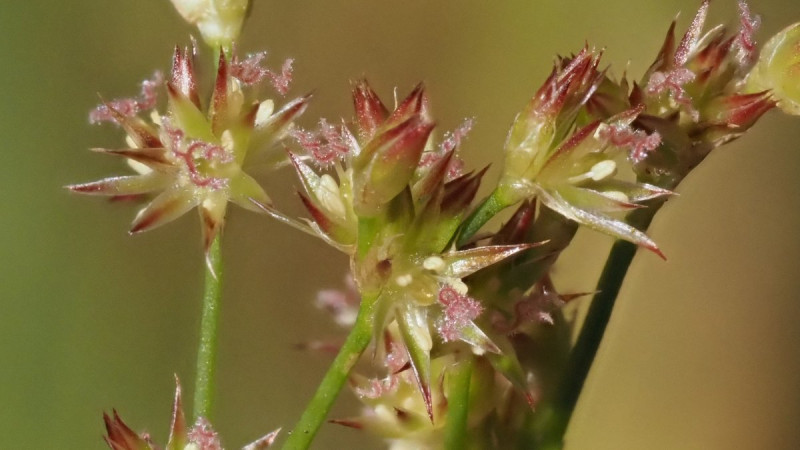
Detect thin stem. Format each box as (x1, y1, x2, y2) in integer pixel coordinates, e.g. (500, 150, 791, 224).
(533, 207, 657, 448)
(193, 233, 224, 421)
(457, 188, 510, 247)
(281, 294, 378, 450)
(444, 358, 474, 450)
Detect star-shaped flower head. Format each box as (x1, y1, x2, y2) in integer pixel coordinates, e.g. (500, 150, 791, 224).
(103, 378, 279, 450)
(69, 43, 309, 257)
(497, 47, 672, 257)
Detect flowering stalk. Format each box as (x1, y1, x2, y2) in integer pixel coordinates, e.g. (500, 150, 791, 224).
(281, 292, 378, 450)
(531, 206, 658, 449)
(443, 359, 473, 450)
(194, 233, 224, 421)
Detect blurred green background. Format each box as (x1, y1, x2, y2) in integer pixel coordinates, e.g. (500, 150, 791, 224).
(2, 0, 800, 448)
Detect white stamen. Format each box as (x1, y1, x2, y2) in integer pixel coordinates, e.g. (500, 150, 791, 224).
(317, 174, 347, 222)
(603, 190, 630, 203)
(126, 159, 152, 175)
(395, 274, 413, 287)
(220, 130, 235, 153)
(149, 110, 162, 126)
(423, 256, 446, 273)
(254, 99, 275, 127)
(471, 346, 487, 356)
(125, 135, 138, 149)
(589, 160, 617, 181)
(449, 279, 469, 296)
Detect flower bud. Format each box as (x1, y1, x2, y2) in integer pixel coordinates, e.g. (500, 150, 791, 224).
(352, 116, 434, 216)
(170, 0, 251, 49)
(746, 22, 800, 115)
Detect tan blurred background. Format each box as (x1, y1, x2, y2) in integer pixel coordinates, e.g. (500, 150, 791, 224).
(1, 0, 799, 448)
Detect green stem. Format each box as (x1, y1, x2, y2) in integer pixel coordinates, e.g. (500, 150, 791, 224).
(282, 294, 378, 450)
(457, 188, 510, 247)
(533, 208, 658, 448)
(444, 358, 474, 450)
(193, 233, 224, 421)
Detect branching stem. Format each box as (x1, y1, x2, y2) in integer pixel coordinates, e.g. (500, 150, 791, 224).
(534, 207, 658, 448)
(281, 293, 378, 450)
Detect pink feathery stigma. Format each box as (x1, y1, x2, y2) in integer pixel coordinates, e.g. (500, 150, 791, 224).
(230, 53, 294, 95)
(440, 117, 475, 153)
(291, 119, 350, 167)
(418, 153, 465, 182)
(89, 72, 164, 124)
(315, 276, 359, 327)
(230, 52, 269, 85)
(187, 418, 222, 450)
(354, 340, 407, 398)
(734, 0, 761, 65)
(164, 124, 233, 189)
(436, 285, 484, 343)
(180, 141, 233, 189)
(439, 118, 473, 179)
(355, 376, 399, 399)
(164, 123, 185, 152)
(599, 124, 662, 164)
(416, 118, 473, 180)
(386, 342, 409, 374)
(267, 59, 294, 96)
(646, 68, 698, 119)
(674, 0, 709, 67)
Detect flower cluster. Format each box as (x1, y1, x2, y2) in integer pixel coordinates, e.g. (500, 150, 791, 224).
(71, 1, 800, 449)
(291, 81, 539, 422)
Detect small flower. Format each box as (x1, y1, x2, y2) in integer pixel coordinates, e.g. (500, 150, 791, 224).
(501, 99, 670, 256)
(103, 379, 279, 450)
(69, 44, 309, 258)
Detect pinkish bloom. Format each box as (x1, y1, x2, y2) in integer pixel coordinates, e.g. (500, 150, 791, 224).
(230, 52, 295, 95)
(417, 117, 472, 181)
(188, 418, 222, 450)
(89, 72, 163, 124)
(70, 44, 309, 256)
(597, 109, 662, 164)
(291, 119, 352, 167)
(315, 274, 360, 327)
(645, 68, 697, 113)
(103, 379, 279, 450)
(434, 285, 484, 343)
(734, 0, 761, 65)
